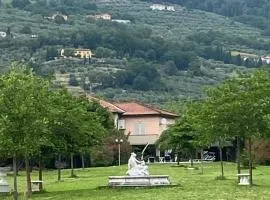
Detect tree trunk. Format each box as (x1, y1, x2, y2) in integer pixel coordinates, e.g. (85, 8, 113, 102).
(177, 151, 180, 165)
(70, 153, 75, 177)
(57, 154, 61, 181)
(248, 138, 253, 185)
(200, 149, 204, 174)
(13, 155, 18, 200)
(38, 155, 43, 191)
(237, 137, 241, 182)
(219, 146, 224, 178)
(25, 155, 32, 197)
(81, 154, 85, 170)
(190, 153, 194, 167)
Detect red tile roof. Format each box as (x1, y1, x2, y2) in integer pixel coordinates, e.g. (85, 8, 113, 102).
(114, 102, 158, 115)
(114, 102, 178, 117)
(87, 96, 125, 113)
(87, 95, 178, 117)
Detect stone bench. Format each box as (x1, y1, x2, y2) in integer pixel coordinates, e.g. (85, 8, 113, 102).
(31, 180, 43, 192)
(108, 175, 170, 187)
(0, 172, 9, 193)
(237, 174, 250, 185)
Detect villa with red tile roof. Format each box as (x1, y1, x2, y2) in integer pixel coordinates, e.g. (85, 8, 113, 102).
(88, 96, 178, 157)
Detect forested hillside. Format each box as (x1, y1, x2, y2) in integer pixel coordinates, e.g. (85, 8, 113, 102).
(0, 0, 269, 105)
(143, 0, 270, 34)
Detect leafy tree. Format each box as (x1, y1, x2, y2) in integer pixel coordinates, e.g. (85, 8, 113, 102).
(63, 48, 74, 57)
(54, 15, 66, 24)
(46, 47, 58, 61)
(256, 58, 263, 67)
(95, 47, 116, 58)
(233, 54, 242, 66)
(164, 61, 178, 76)
(189, 70, 270, 184)
(157, 117, 198, 166)
(112, 59, 162, 91)
(49, 91, 108, 178)
(0, 65, 52, 198)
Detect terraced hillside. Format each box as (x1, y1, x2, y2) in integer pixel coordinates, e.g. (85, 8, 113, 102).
(0, 0, 269, 105)
(97, 0, 269, 54)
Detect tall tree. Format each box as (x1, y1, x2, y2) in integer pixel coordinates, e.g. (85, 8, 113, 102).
(189, 70, 270, 184)
(0, 65, 52, 198)
(157, 117, 198, 166)
(49, 91, 107, 179)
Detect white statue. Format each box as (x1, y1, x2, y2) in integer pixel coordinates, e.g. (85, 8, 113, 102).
(60, 49, 65, 57)
(126, 152, 149, 176)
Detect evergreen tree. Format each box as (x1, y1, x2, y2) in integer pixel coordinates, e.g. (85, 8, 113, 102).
(256, 57, 263, 67)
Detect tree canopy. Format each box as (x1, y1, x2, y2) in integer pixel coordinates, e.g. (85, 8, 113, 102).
(0, 64, 114, 197)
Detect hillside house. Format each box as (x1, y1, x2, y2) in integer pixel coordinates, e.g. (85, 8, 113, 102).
(262, 56, 270, 64)
(150, 4, 175, 11)
(150, 4, 166, 10)
(166, 6, 175, 11)
(114, 102, 178, 146)
(96, 13, 111, 20)
(74, 49, 94, 59)
(45, 13, 68, 21)
(88, 13, 112, 20)
(88, 96, 178, 157)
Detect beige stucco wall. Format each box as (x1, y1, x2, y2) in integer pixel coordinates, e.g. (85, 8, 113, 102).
(120, 115, 175, 145)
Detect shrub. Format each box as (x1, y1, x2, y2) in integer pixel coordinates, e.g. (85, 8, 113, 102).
(20, 25, 32, 34)
(91, 132, 132, 167)
(69, 74, 79, 86)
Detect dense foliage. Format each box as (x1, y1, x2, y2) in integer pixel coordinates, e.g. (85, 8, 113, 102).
(0, 65, 118, 197)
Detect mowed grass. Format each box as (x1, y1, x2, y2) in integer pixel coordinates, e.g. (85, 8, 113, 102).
(2, 162, 270, 200)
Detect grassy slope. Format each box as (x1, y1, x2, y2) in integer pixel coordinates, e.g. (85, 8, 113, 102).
(3, 163, 270, 200)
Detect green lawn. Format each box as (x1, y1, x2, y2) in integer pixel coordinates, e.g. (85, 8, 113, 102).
(2, 163, 270, 199)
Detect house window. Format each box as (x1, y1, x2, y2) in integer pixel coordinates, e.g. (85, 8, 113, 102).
(135, 122, 145, 135)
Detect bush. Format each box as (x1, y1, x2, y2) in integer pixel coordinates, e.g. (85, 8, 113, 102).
(69, 75, 79, 86)
(20, 25, 32, 34)
(252, 139, 270, 165)
(54, 15, 66, 24)
(90, 132, 131, 167)
(59, 67, 66, 74)
(90, 143, 115, 167)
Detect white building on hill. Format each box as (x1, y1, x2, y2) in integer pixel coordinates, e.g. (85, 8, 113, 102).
(166, 6, 175, 11)
(150, 4, 175, 11)
(262, 56, 270, 64)
(150, 4, 166, 10)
